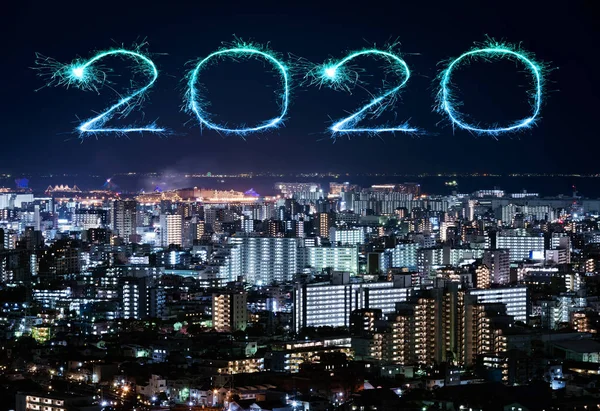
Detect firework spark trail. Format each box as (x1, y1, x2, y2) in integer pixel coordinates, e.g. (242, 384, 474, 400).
(185, 41, 290, 135)
(307, 48, 418, 136)
(436, 40, 546, 135)
(35, 48, 164, 135)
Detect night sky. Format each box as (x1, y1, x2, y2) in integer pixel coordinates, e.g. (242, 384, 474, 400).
(2, 0, 598, 175)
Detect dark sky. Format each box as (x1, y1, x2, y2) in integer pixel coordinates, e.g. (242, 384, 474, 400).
(2, 0, 598, 175)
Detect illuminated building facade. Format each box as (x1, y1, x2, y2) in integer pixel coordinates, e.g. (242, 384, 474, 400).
(293, 282, 411, 332)
(468, 286, 529, 322)
(212, 291, 248, 332)
(160, 214, 183, 247)
(483, 249, 510, 284)
(16, 393, 95, 411)
(111, 200, 137, 242)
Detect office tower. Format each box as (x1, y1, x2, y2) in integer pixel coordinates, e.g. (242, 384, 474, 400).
(111, 200, 137, 242)
(483, 249, 510, 284)
(160, 214, 183, 247)
(212, 291, 248, 332)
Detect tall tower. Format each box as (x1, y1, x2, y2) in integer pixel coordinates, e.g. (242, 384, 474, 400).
(212, 292, 248, 332)
(483, 249, 510, 284)
(112, 200, 137, 242)
(317, 212, 333, 238)
(160, 214, 183, 247)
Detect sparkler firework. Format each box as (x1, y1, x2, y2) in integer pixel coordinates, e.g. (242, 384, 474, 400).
(310, 48, 418, 136)
(185, 42, 290, 135)
(436, 40, 545, 135)
(35, 47, 164, 135)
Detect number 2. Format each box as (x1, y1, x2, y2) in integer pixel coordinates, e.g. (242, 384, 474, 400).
(315, 49, 418, 135)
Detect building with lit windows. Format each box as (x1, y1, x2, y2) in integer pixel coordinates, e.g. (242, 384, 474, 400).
(495, 231, 545, 261)
(304, 245, 358, 274)
(468, 286, 529, 322)
(293, 281, 411, 332)
(482, 249, 510, 284)
(317, 212, 334, 238)
(329, 227, 365, 245)
(111, 200, 137, 242)
(16, 392, 96, 411)
(387, 242, 420, 270)
(270, 340, 352, 373)
(160, 214, 183, 247)
(73, 209, 107, 230)
(227, 236, 301, 284)
(212, 291, 248, 332)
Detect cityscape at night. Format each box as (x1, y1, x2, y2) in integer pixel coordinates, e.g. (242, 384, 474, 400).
(1, 1, 599, 410)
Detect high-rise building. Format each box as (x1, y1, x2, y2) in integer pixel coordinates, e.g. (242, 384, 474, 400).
(329, 227, 365, 245)
(160, 214, 183, 247)
(305, 245, 358, 274)
(212, 291, 248, 332)
(74, 209, 107, 229)
(317, 212, 334, 238)
(483, 249, 510, 284)
(468, 286, 529, 322)
(495, 231, 544, 261)
(293, 282, 411, 332)
(111, 200, 137, 242)
(385, 287, 511, 367)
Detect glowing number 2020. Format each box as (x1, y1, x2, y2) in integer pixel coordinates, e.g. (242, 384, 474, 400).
(37, 40, 545, 137)
(315, 50, 418, 135)
(186, 45, 290, 134)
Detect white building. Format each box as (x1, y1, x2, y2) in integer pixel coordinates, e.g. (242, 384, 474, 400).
(329, 227, 365, 245)
(468, 286, 529, 322)
(160, 214, 183, 247)
(496, 231, 545, 261)
(304, 245, 358, 274)
(293, 282, 411, 332)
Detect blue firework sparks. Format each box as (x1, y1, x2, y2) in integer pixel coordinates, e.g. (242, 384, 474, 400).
(308, 47, 418, 136)
(185, 41, 290, 135)
(436, 40, 546, 135)
(35, 47, 164, 135)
